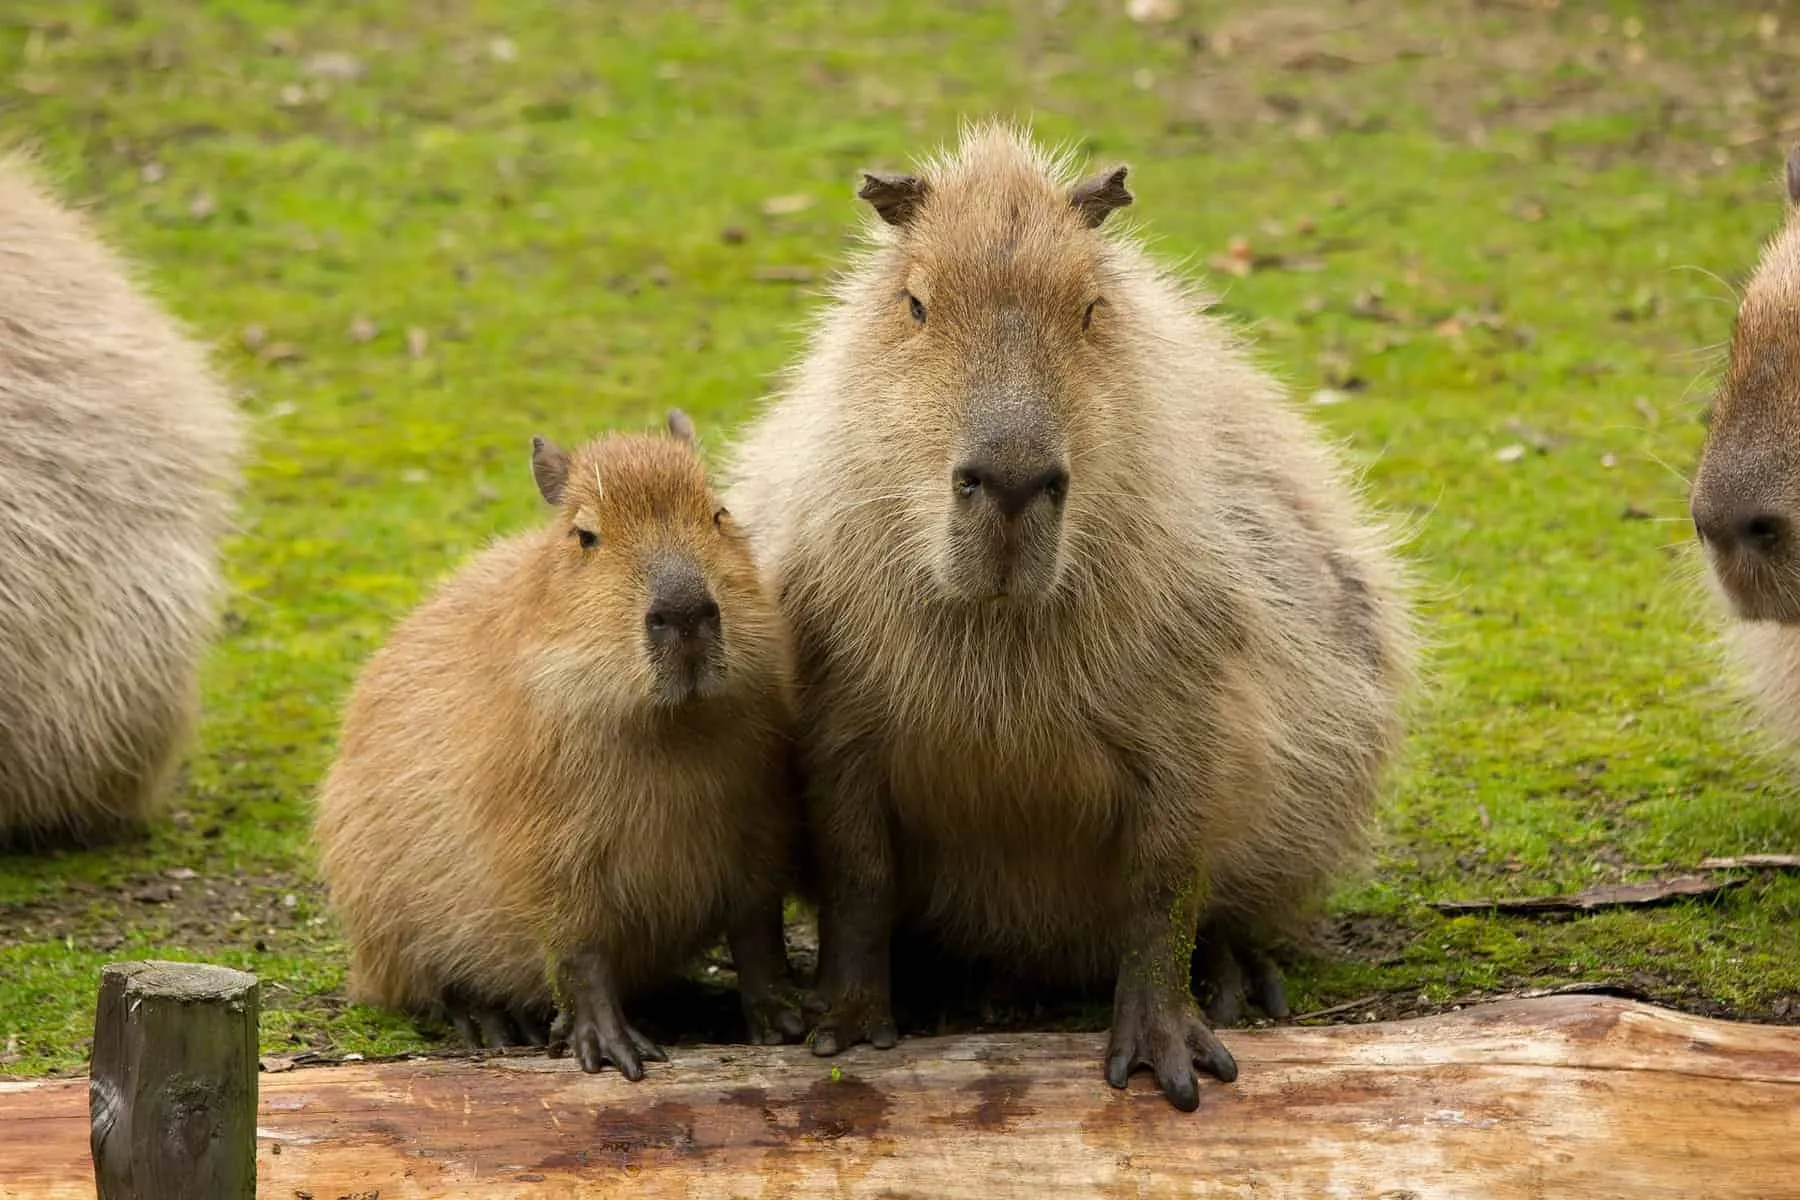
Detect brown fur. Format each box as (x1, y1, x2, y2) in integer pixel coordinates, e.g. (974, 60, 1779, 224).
(726, 122, 1416, 986)
(0, 152, 243, 845)
(313, 423, 796, 1027)
(1692, 145, 1800, 748)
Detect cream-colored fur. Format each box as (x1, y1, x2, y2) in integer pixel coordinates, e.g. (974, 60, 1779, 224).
(0, 152, 242, 844)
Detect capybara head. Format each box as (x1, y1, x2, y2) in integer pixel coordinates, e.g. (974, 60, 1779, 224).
(839, 126, 1137, 604)
(1692, 144, 1800, 622)
(529, 411, 777, 708)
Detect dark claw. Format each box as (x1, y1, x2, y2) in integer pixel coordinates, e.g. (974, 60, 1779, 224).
(1195, 932, 1290, 1025)
(1197, 939, 1247, 1027)
(442, 992, 540, 1050)
(476, 1008, 518, 1049)
(742, 987, 808, 1047)
(1243, 951, 1289, 1020)
(808, 993, 897, 1057)
(1105, 986, 1238, 1110)
(511, 1006, 551, 1047)
(450, 1010, 480, 1048)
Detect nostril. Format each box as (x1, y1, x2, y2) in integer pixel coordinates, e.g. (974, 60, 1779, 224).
(1744, 513, 1789, 551)
(646, 610, 670, 633)
(1041, 469, 1069, 503)
(955, 470, 983, 500)
(696, 599, 721, 627)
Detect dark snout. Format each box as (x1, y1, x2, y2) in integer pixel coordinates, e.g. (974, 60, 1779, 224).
(1692, 492, 1792, 559)
(941, 419, 1071, 601)
(1691, 451, 1800, 622)
(644, 556, 726, 702)
(953, 435, 1069, 523)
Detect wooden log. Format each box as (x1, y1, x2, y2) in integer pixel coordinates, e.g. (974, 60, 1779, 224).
(87, 961, 258, 1200)
(0, 994, 1795, 1199)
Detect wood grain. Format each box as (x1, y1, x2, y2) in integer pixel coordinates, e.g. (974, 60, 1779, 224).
(3, 994, 1798, 1199)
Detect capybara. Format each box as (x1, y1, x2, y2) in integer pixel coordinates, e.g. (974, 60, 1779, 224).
(725, 123, 1416, 1111)
(314, 412, 803, 1076)
(1692, 144, 1800, 749)
(0, 153, 242, 847)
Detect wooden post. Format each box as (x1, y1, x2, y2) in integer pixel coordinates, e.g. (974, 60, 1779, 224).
(89, 961, 258, 1200)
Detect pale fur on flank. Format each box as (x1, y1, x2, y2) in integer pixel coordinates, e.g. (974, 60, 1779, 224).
(725, 121, 1417, 984)
(0, 151, 243, 845)
(313, 428, 796, 1028)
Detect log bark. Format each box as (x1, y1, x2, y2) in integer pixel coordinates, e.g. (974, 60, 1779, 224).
(1, 994, 1794, 1199)
(87, 961, 258, 1200)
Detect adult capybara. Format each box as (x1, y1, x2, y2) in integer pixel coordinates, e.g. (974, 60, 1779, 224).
(1692, 145, 1800, 750)
(725, 123, 1416, 1111)
(0, 153, 242, 847)
(314, 413, 804, 1076)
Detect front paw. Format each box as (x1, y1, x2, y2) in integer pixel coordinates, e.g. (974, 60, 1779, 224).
(546, 1000, 668, 1080)
(741, 984, 807, 1047)
(1104, 986, 1237, 1112)
(808, 991, 898, 1057)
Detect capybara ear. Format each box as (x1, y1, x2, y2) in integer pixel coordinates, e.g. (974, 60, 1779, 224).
(1069, 166, 1133, 229)
(858, 172, 930, 227)
(531, 435, 571, 505)
(666, 410, 697, 444)
(1787, 144, 1800, 207)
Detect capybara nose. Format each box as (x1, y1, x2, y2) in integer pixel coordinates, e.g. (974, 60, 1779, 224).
(953, 459, 1069, 520)
(1694, 497, 1791, 556)
(645, 556, 721, 647)
(646, 594, 720, 645)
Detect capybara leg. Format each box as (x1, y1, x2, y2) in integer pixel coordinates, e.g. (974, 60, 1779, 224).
(1194, 926, 1290, 1025)
(441, 990, 546, 1049)
(726, 897, 806, 1046)
(1104, 873, 1238, 1112)
(806, 770, 899, 1057)
(548, 945, 667, 1080)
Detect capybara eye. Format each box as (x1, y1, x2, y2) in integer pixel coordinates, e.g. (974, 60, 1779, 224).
(1083, 297, 1104, 331)
(575, 528, 598, 549)
(907, 292, 926, 324)
(713, 506, 730, 528)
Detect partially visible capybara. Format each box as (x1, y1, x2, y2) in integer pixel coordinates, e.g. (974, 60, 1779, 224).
(0, 153, 243, 847)
(1692, 144, 1800, 749)
(313, 413, 804, 1075)
(725, 122, 1416, 1111)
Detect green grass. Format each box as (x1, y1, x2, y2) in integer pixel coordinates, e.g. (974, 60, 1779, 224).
(4, 0, 1800, 1075)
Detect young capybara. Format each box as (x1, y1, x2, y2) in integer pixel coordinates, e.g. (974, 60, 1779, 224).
(0, 153, 243, 847)
(1691, 145, 1800, 748)
(725, 122, 1417, 1111)
(313, 413, 804, 1075)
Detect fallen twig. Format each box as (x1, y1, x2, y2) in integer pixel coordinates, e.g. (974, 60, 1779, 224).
(1291, 994, 1381, 1022)
(1695, 855, 1800, 871)
(1429, 874, 1743, 915)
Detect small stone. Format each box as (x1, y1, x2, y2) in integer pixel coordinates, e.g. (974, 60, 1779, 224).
(1494, 444, 1526, 463)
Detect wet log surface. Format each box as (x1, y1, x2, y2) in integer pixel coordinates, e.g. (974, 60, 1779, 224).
(3, 994, 1799, 1199)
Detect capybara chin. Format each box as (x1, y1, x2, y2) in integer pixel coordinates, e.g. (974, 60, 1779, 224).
(313, 412, 803, 1077)
(0, 152, 243, 848)
(724, 122, 1416, 1112)
(1691, 144, 1800, 749)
